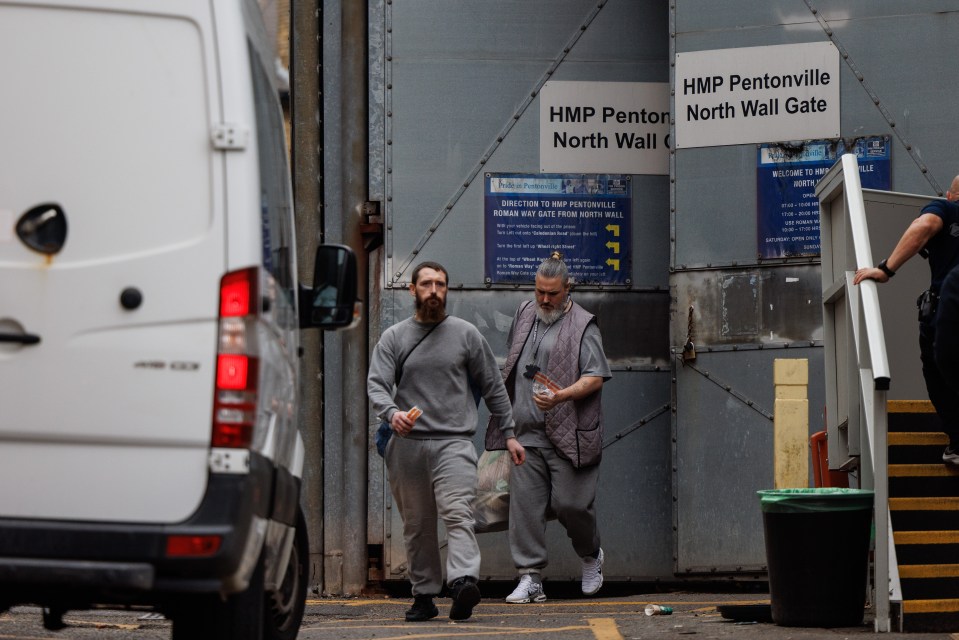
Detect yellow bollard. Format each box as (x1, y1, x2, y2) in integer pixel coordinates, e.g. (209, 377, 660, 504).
(773, 359, 809, 489)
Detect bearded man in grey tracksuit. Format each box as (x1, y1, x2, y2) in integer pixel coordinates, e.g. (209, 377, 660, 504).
(367, 261, 525, 623)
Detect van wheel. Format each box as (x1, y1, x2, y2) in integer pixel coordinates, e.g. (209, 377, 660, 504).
(170, 553, 266, 640)
(265, 507, 309, 640)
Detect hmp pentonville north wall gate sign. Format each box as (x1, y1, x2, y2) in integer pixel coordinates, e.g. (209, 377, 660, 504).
(540, 81, 670, 175)
(674, 41, 840, 149)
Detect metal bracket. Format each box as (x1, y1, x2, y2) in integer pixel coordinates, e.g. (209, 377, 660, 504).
(211, 124, 250, 151)
(361, 201, 384, 251)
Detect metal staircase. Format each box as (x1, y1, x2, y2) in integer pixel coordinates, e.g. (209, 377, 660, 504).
(819, 155, 959, 632)
(888, 400, 959, 631)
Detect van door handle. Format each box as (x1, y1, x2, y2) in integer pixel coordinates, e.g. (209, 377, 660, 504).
(0, 333, 41, 345)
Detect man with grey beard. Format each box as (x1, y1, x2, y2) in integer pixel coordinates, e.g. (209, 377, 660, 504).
(368, 261, 523, 622)
(485, 252, 611, 604)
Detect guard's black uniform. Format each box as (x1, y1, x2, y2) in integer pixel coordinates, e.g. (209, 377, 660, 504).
(918, 198, 959, 448)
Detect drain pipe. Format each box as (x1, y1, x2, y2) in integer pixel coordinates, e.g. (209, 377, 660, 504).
(338, 0, 370, 596)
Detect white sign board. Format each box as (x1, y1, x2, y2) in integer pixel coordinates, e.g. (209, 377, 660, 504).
(674, 42, 840, 149)
(540, 81, 670, 175)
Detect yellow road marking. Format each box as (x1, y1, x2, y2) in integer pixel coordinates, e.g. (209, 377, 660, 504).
(308, 598, 762, 608)
(588, 618, 624, 640)
(299, 625, 590, 639)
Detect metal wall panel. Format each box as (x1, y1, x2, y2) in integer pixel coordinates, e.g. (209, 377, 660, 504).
(670, 1, 959, 575)
(675, 347, 826, 572)
(382, 0, 669, 288)
(364, 0, 959, 585)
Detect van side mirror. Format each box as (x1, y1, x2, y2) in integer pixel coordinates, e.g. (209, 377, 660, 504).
(298, 244, 359, 330)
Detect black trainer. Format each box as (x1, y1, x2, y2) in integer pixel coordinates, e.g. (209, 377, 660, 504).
(405, 594, 438, 622)
(448, 576, 481, 621)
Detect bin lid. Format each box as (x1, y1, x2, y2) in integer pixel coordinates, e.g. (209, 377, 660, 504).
(757, 488, 874, 513)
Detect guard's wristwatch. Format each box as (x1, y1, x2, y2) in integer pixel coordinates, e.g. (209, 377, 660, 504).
(878, 259, 896, 277)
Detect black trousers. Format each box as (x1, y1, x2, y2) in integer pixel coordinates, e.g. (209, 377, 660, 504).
(921, 315, 959, 446)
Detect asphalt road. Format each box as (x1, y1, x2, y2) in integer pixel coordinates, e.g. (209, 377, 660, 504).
(1, 584, 957, 640)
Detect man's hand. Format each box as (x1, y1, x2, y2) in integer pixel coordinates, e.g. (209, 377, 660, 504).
(532, 389, 561, 412)
(390, 410, 416, 437)
(532, 376, 604, 412)
(853, 267, 889, 285)
(506, 437, 526, 465)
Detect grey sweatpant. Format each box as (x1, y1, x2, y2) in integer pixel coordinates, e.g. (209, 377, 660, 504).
(508, 446, 600, 574)
(385, 436, 480, 595)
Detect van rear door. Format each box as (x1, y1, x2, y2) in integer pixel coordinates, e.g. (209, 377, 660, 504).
(0, 0, 224, 523)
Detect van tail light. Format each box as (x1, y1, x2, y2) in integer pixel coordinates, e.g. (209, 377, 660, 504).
(212, 268, 259, 449)
(165, 535, 222, 558)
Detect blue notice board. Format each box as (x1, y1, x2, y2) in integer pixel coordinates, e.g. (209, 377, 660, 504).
(757, 136, 891, 258)
(484, 173, 631, 285)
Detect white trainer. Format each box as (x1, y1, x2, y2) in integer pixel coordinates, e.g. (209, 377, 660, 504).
(581, 548, 604, 595)
(505, 574, 547, 604)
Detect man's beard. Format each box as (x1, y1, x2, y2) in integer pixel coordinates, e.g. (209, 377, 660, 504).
(416, 294, 446, 323)
(536, 303, 565, 325)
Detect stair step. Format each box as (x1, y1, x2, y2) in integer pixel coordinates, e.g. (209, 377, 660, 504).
(904, 598, 959, 614)
(901, 599, 959, 632)
(896, 530, 959, 545)
(897, 543, 959, 565)
(891, 510, 959, 532)
(889, 432, 949, 446)
(900, 564, 959, 579)
(889, 462, 959, 497)
(901, 610, 959, 633)
(891, 497, 959, 511)
(900, 577, 959, 600)
(893, 531, 959, 565)
(889, 400, 937, 414)
(890, 464, 958, 477)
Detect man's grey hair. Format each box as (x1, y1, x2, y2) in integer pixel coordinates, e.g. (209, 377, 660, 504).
(536, 250, 569, 285)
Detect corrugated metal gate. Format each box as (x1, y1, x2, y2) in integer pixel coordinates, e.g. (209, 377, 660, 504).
(367, 0, 672, 581)
(351, 0, 959, 586)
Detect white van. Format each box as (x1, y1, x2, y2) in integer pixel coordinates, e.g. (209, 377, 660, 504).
(0, 1, 355, 638)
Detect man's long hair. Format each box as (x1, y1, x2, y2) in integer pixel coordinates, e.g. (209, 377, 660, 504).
(537, 251, 569, 286)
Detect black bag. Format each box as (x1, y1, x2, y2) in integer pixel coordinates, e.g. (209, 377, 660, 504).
(375, 421, 393, 457)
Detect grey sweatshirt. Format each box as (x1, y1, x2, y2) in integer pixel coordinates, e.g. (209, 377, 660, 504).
(367, 315, 515, 439)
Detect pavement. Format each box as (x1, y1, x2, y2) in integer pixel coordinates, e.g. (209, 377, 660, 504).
(2, 583, 958, 640)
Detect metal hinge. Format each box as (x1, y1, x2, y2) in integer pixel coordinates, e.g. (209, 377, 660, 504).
(211, 124, 249, 151)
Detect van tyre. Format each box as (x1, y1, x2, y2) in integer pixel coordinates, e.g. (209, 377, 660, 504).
(171, 552, 266, 640)
(265, 507, 309, 640)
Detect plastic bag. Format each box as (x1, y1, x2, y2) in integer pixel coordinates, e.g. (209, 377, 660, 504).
(472, 450, 511, 533)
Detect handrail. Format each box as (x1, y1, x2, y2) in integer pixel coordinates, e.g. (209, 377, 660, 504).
(840, 154, 891, 388)
(817, 153, 899, 632)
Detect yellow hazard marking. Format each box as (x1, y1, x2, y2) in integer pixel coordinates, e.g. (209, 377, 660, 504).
(904, 598, 959, 614)
(888, 400, 936, 413)
(888, 431, 948, 445)
(587, 618, 624, 640)
(889, 464, 959, 477)
(899, 564, 959, 579)
(895, 530, 959, 545)
(890, 497, 959, 511)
